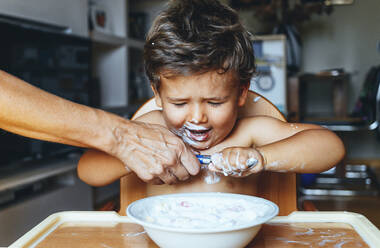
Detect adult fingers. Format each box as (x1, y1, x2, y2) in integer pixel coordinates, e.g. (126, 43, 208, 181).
(159, 168, 179, 185)
(150, 178, 164, 185)
(126, 150, 166, 182)
(146, 147, 190, 182)
(179, 144, 200, 176)
(169, 164, 190, 181)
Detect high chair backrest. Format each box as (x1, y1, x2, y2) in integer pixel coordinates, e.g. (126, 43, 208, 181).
(120, 91, 297, 216)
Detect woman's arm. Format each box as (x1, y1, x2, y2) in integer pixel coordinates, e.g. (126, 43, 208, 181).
(0, 70, 199, 184)
(0, 70, 115, 148)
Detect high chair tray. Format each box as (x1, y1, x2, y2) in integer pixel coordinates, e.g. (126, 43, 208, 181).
(10, 211, 380, 247)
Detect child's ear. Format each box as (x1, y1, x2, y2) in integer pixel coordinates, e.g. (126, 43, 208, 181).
(238, 84, 249, 107)
(151, 84, 162, 107)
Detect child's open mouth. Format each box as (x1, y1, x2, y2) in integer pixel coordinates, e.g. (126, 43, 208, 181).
(184, 127, 211, 142)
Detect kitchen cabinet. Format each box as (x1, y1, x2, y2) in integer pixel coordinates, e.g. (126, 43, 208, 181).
(90, 0, 164, 108)
(0, 0, 161, 108)
(0, 155, 93, 247)
(89, 0, 128, 107)
(0, 0, 88, 37)
(126, 0, 166, 106)
(287, 67, 380, 134)
(287, 72, 350, 123)
(0, 0, 126, 107)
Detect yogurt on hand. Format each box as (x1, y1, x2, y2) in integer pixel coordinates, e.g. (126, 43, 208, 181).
(141, 195, 272, 229)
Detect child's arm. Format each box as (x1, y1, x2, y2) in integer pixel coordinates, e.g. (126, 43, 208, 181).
(209, 116, 345, 175)
(256, 122, 345, 173)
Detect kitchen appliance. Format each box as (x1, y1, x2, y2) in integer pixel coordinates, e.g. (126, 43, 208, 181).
(0, 14, 93, 168)
(250, 35, 287, 115)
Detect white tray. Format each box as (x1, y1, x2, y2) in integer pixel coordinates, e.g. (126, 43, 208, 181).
(10, 211, 380, 248)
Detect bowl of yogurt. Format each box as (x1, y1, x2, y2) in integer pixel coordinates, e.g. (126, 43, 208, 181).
(126, 192, 278, 248)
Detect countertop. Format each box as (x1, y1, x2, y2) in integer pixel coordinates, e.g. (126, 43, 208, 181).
(299, 159, 380, 228)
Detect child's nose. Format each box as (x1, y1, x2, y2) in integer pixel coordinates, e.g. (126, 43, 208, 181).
(190, 105, 207, 123)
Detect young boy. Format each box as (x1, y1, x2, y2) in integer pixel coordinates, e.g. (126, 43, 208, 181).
(78, 0, 345, 196)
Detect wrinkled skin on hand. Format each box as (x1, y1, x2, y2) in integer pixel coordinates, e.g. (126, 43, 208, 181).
(208, 147, 264, 177)
(110, 121, 200, 184)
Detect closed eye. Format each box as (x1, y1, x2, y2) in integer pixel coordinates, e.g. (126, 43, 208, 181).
(172, 102, 186, 107)
(208, 102, 223, 107)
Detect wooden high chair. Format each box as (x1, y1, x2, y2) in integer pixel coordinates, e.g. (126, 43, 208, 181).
(119, 91, 297, 216)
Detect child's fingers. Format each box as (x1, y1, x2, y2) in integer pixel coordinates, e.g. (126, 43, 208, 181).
(208, 148, 262, 177)
(245, 149, 264, 174)
(209, 150, 242, 176)
(225, 148, 258, 171)
(209, 152, 233, 175)
(208, 163, 219, 172)
(210, 152, 224, 170)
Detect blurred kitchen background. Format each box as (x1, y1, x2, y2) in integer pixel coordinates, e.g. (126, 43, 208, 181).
(0, 0, 379, 246)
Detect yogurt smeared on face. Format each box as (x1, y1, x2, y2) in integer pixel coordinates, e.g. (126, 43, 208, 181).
(139, 196, 272, 229)
(183, 122, 211, 142)
(170, 122, 211, 149)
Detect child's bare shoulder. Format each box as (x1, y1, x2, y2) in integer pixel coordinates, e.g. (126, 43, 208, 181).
(234, 116, 290, 146)
(236, 115, 284, 130)
(134, 110, 166, 126)
(235, 115, 323, 146)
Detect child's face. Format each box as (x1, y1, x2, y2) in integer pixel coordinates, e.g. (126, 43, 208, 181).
(153, 70, 248, 150)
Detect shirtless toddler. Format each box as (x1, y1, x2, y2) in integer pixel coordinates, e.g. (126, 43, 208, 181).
(77, 0, 345, 197)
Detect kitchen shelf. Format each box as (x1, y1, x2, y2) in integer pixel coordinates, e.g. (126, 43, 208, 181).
(127, 38, 144, 49)
(90, 31, 126, 46)
(0, 154, 80, 193)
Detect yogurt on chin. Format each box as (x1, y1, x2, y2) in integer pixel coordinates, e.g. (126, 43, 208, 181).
(140, 195, 272, 229)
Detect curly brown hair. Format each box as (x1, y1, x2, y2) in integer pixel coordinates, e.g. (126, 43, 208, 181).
(144, 0, 255, 90)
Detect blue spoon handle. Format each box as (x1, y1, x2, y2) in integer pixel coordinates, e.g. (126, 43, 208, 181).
(196, 154, 212, 165)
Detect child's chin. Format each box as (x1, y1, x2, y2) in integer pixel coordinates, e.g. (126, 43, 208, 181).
(189, 142, 210, 151)
(181, 136, 211, 150)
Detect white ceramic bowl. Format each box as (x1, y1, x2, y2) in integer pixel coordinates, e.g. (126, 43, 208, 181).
(127, 192, 278, 248)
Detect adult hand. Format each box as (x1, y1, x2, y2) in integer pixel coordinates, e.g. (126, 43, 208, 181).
(110, 120, 200, 184)
(208, 147, 264, 177)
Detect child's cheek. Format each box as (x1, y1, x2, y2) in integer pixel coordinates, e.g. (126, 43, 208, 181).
(212, 107, 237, 127)
(163, 108, 186, 129)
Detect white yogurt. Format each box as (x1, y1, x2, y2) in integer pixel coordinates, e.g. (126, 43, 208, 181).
(137, 195, 272, 229)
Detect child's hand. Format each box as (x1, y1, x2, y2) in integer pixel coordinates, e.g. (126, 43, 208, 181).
(208, 147, 264, 177)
